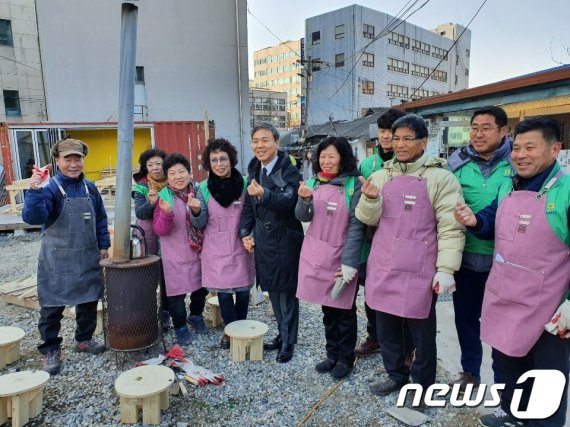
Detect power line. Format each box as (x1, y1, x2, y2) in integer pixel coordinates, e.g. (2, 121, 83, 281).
(407, 0, 487, 101)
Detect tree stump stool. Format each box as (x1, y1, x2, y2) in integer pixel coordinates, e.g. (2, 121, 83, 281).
(114, 365, 174, 425)
(224, 320, 269, 362)
(0, 370, 50, 427)
(206, 296, 222, 328)
(0, 326, 25, 369)
(70, 301, 103, 335)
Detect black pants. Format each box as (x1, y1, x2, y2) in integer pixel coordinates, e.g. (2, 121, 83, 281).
(268, 288, 299, 347)
(218, 290, 249, 325)
(168, 288, 208, 329)
(376, 295, 437, 388)
(322, 304, 357, 365)
(453, 266, 501, 382)
(38, 300, 98, 355)
(496, 331, 569, 427)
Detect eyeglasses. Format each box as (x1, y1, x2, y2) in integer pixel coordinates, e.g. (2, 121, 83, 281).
(470, 125, 500, 135)
(391, 137, 419, 143)
(210, 156, 230, 165)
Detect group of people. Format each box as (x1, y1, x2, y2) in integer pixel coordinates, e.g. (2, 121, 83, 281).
(23, 105, 569, 426)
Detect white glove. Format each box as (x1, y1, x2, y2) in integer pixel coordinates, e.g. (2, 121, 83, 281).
(547, 300, 570, 338)
(432, 271, 456, 295)
(341, 265, 358, 283)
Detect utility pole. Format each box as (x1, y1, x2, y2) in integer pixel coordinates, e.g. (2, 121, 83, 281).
(297, 56, 321, 143)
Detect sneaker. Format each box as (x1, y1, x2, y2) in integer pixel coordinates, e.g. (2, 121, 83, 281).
(315, 358, 337, 373)
(74, 339, 105, 354)
(403, 390, 427, 413)
(330, 361, 352, 380)
(161, 310, 171, 333)
(449, 371, 481, 394)
(187, 314, 207, 334)
(354, 336, 380, 357)
(175, 326, 192, 346)
(331, 277, 348, 301)
(479, 408, 525, 427)
(43, 349, 62, 375)
(370, 378, 408, 396)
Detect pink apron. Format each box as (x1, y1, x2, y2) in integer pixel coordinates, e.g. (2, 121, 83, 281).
(366, 175, 437, 319)
(201, 194, 255, 289)
(481, 173, 570, 357)
(159, 197, 202, 296)
(297, 183, 358, 309)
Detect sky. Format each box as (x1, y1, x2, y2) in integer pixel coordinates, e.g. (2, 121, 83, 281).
(246, 0, 570, 88)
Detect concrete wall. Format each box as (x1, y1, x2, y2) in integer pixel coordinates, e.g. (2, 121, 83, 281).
(306, 5, 471, 124)
(0, 0, 46, 122)
(34, 0, 252, 167)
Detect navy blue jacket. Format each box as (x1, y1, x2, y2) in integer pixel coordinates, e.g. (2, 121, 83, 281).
(22, 171, 111, 250)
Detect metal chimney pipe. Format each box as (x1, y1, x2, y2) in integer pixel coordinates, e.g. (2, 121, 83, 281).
(113, 2, 138, 261)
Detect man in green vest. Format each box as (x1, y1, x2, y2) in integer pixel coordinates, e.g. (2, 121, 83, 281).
(456, 116, 570, 427)
(355, 107, 407, 357)
(447, 106, 513, 391)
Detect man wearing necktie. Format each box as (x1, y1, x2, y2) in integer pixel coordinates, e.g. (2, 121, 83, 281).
(239, 123, 304, 363)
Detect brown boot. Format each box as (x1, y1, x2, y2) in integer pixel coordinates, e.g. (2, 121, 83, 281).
(449, 371, 480, 394)
(220, 334, 230, 350)
(354, 336, 380, 356)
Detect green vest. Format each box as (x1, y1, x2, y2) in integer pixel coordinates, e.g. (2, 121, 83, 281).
(497, 162, 570, 246)
(360, 148, 385, 180)
(132, 183, 149, 197)
(454, 160, 514, 255)
(198, 176, 248, 205)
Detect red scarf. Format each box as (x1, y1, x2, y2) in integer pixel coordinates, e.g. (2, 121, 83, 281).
(317, 171, 340, 182)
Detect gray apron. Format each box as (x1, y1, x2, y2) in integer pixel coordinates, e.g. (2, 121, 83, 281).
(37, 177, 103, 307)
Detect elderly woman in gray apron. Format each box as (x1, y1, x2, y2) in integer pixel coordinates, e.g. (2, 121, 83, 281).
(153, 153, 208, 346)
(132, 148, 170, 331)
(191, 138, 254, 349)
(22, 139, 110, 376)
(295, 136, 365, 380)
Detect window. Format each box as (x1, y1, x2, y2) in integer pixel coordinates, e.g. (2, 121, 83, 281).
(135, 66, 145, 83)
(432, 46, 448, 60)
(387, 58, 409, 74)
(312, 31, 321, 45)
(312, 58, 321, 72)
(362, 52, 374, 67)
(386, 84, 408, 98)
(411, 39, 430, 55)
(363, 23, 374, 39)
(362, 80, 374, 94)
(4, 90, 21, 116)
(411, 64, 430, 78)
(410, 88, 430, 100)
(335, 24, 345, 39)
(0, 19, 13, 46)
(335, 53, 345, 68)
(466, 49, 470, 58)
(388, 32, 409, 48)
(431, 70, 448, 82)
(430, 91, 440, 96)
(465, 68, 470, 76)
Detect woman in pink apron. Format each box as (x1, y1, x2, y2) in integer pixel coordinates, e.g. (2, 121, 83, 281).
(296, 136, 365, 379)
(132, 149, 170, 331)
(153, 153, 208, 346)
(193, 138, 255, 349)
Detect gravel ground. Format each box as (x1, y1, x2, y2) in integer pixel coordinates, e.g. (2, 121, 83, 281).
(0, 232, 482, 426)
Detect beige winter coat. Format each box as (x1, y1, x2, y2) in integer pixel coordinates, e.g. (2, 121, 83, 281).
(355, 151, 465, 274)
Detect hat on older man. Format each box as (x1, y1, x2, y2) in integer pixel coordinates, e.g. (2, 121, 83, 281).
(50, 139, 89, 158)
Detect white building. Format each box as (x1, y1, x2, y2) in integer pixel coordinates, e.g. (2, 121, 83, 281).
(34, 0, 251, 162)
(0, 0, 46, 123)
(305, 5, 471, 124)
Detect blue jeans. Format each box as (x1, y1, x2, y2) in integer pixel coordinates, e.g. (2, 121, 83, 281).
(218, 290, 249, 325)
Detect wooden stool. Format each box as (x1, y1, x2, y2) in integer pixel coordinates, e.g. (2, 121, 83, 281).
(206, 296, 222, 328)
(115, 365, 174, 425)
(0, 326, 25, 369)
(224, 320, 269, 362)
(70, 301, 103, 335)
(0, 370, 50, 427)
